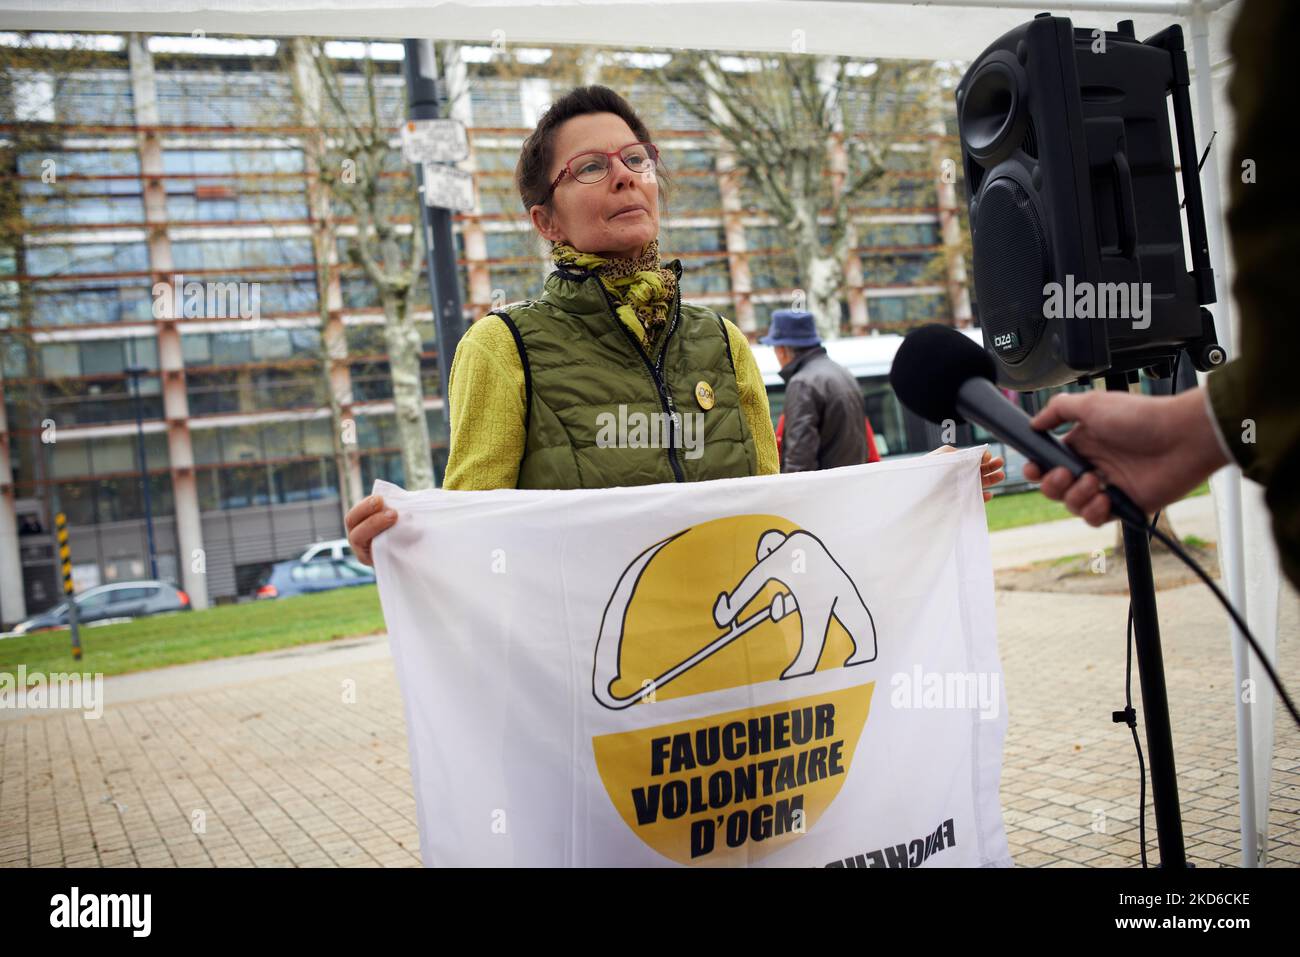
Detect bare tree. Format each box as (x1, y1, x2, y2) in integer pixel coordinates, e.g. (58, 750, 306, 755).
(646, 53, 934, 338)
(287, 38, 435, 491)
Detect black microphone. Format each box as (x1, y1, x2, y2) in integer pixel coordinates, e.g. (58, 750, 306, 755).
(888, 324, 1148, 529)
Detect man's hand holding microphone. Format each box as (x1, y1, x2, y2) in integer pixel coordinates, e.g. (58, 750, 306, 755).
(1022, 387, 1231, 526)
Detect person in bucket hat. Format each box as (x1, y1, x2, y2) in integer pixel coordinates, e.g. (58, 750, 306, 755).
(761, 310, 872, 472)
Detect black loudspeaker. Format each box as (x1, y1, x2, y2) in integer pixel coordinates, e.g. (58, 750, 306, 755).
(956, 15, 1225, 391)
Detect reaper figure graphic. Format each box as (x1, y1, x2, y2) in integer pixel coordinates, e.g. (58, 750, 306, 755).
(713, 529, 877, 679)
(592, 526, 878, 710)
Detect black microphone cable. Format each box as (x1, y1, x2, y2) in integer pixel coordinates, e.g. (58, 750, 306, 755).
(1143, 522, 1299, 729)
(1121, 597, 1148, 867)
(1121, 554, 1149, 864)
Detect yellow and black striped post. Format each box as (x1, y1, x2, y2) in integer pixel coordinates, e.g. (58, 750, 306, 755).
(55, 512, 82, 660)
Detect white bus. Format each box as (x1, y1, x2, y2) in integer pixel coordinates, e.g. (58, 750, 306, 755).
(750, 327, 1074, 494)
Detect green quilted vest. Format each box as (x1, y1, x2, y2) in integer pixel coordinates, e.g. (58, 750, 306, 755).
(488, 258, 758, 489)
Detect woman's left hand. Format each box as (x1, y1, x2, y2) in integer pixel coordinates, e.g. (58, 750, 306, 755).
(930, 445, 1007, 502)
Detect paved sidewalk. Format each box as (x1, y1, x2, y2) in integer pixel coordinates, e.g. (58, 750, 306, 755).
(995, 581, 1300, 867)
(2, 501, 1296, 868)
(1, 636, 417, 868)
(991, 493, 1217, 570)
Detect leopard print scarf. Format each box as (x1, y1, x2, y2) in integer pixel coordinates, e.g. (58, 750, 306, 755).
(550, 238, 678, 347)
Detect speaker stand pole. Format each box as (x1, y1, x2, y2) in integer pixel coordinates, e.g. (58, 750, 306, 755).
(1105, 372, 1186, 868)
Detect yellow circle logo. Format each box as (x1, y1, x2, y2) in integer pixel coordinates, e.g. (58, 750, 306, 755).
(591, 514, 879, 864)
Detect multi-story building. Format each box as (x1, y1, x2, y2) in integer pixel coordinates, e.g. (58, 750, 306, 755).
(0, 33, 973, 625)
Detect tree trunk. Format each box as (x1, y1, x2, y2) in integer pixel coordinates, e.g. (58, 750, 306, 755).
(789, 177, 843, 339)
(309, 169, 361, 515)
(805, 255, 843, 340)
(322, 347, 360, 512)
(382, 294, 435, 490)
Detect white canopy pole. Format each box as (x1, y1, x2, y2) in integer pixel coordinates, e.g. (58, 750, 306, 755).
(1188, 0, 1258, 867)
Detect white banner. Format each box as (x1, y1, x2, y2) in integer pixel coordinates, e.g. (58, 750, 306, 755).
(373, 446, 1010, 867)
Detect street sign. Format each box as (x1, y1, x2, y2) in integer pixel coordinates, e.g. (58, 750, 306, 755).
(421, 162, 475, 212)
(401, 118, 469, 164)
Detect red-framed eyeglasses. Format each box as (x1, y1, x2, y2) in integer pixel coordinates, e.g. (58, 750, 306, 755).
(539, 142, 660, 206)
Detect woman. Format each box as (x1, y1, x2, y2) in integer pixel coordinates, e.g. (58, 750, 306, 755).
(347, 85, 1004, 563)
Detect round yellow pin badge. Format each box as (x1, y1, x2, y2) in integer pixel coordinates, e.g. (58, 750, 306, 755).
(694, 381, 715, 410)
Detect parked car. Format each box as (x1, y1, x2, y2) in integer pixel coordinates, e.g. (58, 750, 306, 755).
(11, 580, 191, 635)
(300, 538, 355, 563)
(255, 557, 375, 599)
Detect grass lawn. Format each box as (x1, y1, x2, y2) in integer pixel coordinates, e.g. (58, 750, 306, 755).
(0, 584, 385, 683)
(985, 481, 1211, 533)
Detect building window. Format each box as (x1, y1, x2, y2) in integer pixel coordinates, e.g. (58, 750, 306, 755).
(220, 464, 271, 509)
(95, 476, 143, 522)
(30, 280, 154, 327)
(272, 458, 337, 503)
(360, 450, 403, 490)
(25, 242, 149, 277)
(679, 256, 731, 296)
(54, 481, 97, 525)
(40, 377, 163, 427)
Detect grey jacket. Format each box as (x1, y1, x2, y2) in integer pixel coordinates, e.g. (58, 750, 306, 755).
(779, 345, 868, 472)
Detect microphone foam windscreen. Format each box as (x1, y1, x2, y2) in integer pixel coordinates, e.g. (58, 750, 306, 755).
(888, 324, 997, 425)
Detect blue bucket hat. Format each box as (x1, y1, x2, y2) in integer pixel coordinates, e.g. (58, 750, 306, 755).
(759, 310, 822, 347)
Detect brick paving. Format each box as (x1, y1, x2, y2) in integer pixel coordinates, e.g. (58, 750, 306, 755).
(1, 573, 1296, 868)
(994, 581, 1300, 868)
(1, 638, 419, 868)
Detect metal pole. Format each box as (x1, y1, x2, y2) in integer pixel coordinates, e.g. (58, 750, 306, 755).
(403, 38, 467, 436)
(1106, 372, 1186, 868)
(54, 509, 80, 661)
(126, 363, 158, 580)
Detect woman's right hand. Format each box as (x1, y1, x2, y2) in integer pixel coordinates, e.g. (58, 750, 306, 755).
(346, 495, 398, 566)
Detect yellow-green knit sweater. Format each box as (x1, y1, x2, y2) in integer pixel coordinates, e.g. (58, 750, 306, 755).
(443, 311, 780, 490)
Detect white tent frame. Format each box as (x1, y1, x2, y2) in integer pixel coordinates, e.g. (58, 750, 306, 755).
(0, 0, 1274, 867)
